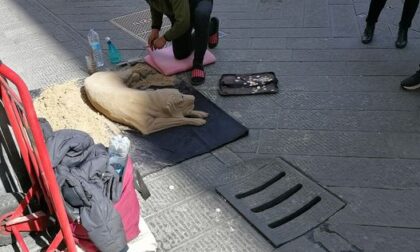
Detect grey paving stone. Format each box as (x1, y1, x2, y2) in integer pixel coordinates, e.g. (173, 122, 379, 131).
(277, 75, 404, 92)
(223, 27, 331, 38)
(60, 13, 122, 22)
(237, 153, 279, 161)
(258, 130, 420, 159)
(304, 0, 329, 28)
(211, 147, 243, 166)
(266, 61, 347, 75)
(329, 4, 360, 37)
(250, 38, 287, 49)
(328, 187, 420, 228)
(227, 129, 260, 153)
(388, 133, 420, 159)
(311, 225, 359, 252)
(214, 35, 286, 52)
(345, 61, 417, 76)
(277, 109, 420, 133)
(221, 18, 303, 28)
(328, 0, 353, 4)
(141, 155, 226, 216)
(292, 48, 420, 61)
(329, 223, 420, 252)
(225, 108, 278, 129)
(258, 129, 392, 157)
(144, 191, 240, 251)
(274, 91, 420, 111)
(69, 21, 117, 31)
(171, 218, 274, 252)
(286, 37, 417, 49)
(218, 38, 253, 49)
(44, 6, 133, 16)
(273, 235, 326, 252)
(141, 167, 206, 217)
(213, 49, 292, 62)
(283, 155, 420, 189)
(206, 62, 263, 75)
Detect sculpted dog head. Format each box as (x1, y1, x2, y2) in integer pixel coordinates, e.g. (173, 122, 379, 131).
(153, 89, 195, 117)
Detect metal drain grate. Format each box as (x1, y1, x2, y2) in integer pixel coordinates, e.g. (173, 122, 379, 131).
(216, 158, 345, 248)
(111, 9, 227, 44)
(110, 9, 172, 44)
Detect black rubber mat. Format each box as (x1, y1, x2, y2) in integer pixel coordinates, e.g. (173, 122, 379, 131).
(127, 81, 249, 176)
(218, 72, 278, 96)
(216, 158, 345, 248)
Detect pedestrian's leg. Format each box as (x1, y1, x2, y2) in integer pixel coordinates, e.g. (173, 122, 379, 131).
(366, 0, 387, 25)
(399, 0, 420, 28)
(192, 0, 212, 68)
(190, 0, 213, 85)
(395, 0, 419, 48)
(362, 0, 387, 44)
(170, 17, 193, 60)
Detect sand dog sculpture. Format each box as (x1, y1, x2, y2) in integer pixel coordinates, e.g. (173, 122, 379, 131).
(84, 66, 208, 135)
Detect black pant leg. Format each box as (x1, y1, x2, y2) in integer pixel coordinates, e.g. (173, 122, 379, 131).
(400, 0, 420, 28)
(170, 16, 193, 60)
(190, 0, 213, 68)
(366, 0, 387, 25)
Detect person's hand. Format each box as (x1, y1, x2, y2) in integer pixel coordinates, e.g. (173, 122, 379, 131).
(148, 29, 160, 50)
(153, 36, 167, 50)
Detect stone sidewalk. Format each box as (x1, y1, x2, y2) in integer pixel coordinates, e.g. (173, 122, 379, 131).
(2, 0, 420, 251)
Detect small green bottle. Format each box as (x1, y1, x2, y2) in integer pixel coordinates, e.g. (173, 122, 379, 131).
(105, 37, 122, 65)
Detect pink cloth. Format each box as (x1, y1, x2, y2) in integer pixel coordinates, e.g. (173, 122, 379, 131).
(144, 46, 216, 76)
(71, 157, 141, 252)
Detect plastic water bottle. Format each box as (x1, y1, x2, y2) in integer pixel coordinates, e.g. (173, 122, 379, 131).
(87, 29, 104, 68)
(108, 135, 130, 176)
(105, 37, 122, 65)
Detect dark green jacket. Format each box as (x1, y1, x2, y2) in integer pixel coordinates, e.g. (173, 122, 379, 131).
(146, 0, 190, 41)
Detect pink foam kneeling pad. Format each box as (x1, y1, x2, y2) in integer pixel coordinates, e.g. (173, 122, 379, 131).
(144, 46, 216, 76)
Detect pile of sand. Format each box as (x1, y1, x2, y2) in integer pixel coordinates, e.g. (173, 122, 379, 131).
(33, 64, 177, 145)
(33, 80, 121, 145)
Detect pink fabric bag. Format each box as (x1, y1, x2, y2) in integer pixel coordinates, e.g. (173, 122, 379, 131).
(144, 46, 216, 76)
(71, 157, 141, 251)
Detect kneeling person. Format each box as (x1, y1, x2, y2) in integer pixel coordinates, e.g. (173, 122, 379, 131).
(146, 0, 219, 85)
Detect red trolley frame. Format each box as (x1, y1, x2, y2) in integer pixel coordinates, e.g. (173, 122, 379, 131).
(0, 61, 76, 252)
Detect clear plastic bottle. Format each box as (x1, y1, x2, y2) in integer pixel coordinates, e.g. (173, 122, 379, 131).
(87, 29, 104, 68)
(105, 37, 122, 65)
(108, 135, 131, 176)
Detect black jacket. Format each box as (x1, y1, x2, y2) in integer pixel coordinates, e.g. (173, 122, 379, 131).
(40, 119, 127, 252)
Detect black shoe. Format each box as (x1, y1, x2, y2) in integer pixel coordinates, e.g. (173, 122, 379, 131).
(361, 23, 375, 44)
(395, 27, 408, 49)
(401, 66, 420, 90)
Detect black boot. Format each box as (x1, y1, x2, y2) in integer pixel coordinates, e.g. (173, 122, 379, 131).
(395, 27, 408, 49)
(361, 23, 375, 44)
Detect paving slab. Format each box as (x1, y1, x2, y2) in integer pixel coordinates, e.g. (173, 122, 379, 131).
(283, 155, 420, 189)
(328, 187, 420, 228)
(328, 223, 420, 252)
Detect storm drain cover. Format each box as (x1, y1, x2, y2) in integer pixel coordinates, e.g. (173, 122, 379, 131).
(111, 9, 227, 44)
(216, 158, 346, 248)
(110, 9, 172, 44)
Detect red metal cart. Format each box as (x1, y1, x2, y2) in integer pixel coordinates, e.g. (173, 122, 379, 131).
(0, 60, 77, 252)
